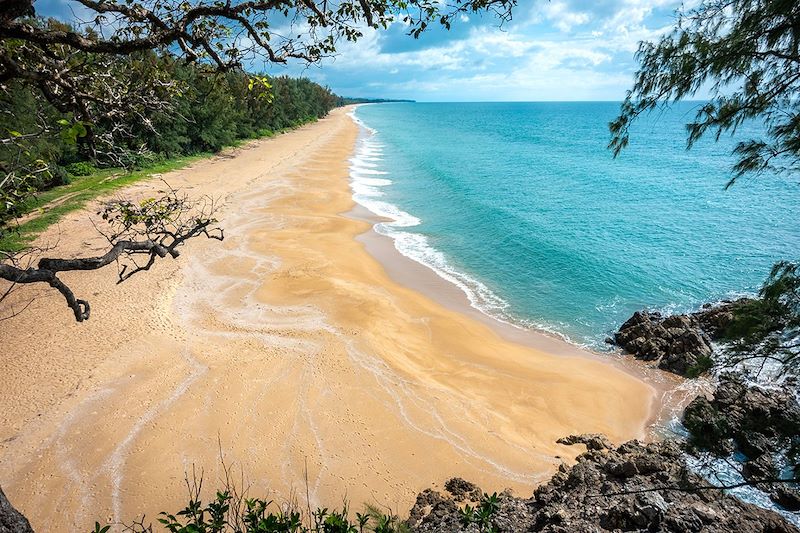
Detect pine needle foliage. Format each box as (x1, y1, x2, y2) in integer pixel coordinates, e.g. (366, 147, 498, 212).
(609, 0, 800, 188)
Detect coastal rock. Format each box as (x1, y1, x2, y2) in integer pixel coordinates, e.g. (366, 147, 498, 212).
(683, 374, 800, 513)
(407, 438, 798, 532)
(683, 374, 800, 456)
(444, 478, 483, 502)
(772, 486, 800, 512)
(0, 488, 33, 533)
(694, 298, 754, 337)
(556, 433, 611, 451)
(614, 310, 713, 376)
(614, 299, 752, 376)
(741, 453, 778, 481)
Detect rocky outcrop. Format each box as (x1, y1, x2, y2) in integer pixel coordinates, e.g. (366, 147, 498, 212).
(443, 478, 483, 502)
(683, 373, 800, 511)
(0, 488, 33, 533)
(407, 436, 798, 532)
(614, 299, 750, 376)
(556, 433, 611, 451)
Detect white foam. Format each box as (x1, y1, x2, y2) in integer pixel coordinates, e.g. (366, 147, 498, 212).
(685, 453, 800, 528)
(351, 167, 388, 176)
(346, 108, 377, 135)
(347, 108, 534, 333)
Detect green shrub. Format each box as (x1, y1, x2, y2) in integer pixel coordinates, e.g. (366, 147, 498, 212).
(98, 485, 410, 533)
(686, 353, 714, 378)
(457, 492, 500, 533)
(64, 161, 97, 176)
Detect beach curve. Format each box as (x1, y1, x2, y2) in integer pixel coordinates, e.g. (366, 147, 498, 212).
(0, 106, 656, 532)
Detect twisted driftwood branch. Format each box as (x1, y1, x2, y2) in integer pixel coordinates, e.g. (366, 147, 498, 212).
(0, 221, 223, 321)
(0, 186, 223, 321)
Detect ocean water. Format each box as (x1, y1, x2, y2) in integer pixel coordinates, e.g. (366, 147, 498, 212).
(350, 102, 800, 350)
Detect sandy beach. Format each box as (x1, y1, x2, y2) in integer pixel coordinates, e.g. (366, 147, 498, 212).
(0, 107, 657, 531)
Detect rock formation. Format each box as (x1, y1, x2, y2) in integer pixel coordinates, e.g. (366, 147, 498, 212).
(407, 436, 798, 532)
(613, 299, 750, 376)
(0, 488, 33, 533)
(683, 373, 800, 511)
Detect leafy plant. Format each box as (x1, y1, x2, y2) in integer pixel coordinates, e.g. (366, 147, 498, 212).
(721, 261, 800, 375)
(64, 161, 98, 177)
(458, 504, 474, 527)
(458, 492, 500, 533)
(92, 480, 413, 533)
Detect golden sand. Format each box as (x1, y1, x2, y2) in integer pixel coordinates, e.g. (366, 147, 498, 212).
(0, 107, 655, 531)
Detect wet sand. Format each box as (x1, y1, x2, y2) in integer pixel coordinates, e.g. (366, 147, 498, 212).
(1, 107, 658, 531)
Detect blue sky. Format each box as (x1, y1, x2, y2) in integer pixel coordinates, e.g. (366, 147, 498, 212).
(273, 1, 686, 101)
(35, 0, 687, 102)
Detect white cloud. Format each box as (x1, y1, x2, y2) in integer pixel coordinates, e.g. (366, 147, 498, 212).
(541, 1, 591, 32)
(291, 0, 685, 100)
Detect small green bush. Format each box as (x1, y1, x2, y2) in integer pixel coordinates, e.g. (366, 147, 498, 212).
(65, 161, 97, 176)
(457, 492, 500, 533)
(686, 353, 714, 378)
(98, 483, 410, 533)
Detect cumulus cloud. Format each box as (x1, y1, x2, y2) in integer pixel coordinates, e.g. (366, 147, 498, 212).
(261, 0, 684, 101)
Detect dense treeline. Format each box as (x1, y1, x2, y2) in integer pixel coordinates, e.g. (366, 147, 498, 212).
(336, 97, 416, 105)
(0, 39, 339, 198)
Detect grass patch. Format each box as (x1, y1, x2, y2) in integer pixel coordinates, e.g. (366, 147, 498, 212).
(0, 153, 211, 253)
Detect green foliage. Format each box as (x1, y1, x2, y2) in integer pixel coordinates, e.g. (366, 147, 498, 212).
(65, 161, 97, 177)
(158, 490, 231, 532)
(93, 523, 112, 533)
(720, 261, 800, 373)
(97, 489, 409, 533)
(456, 492, 500, 533)
(0, 51, 337, 247)
(686, 353, 715, 378)
(58, 119, 88, 145)
(0, 155, 205, 253)
(458, 504, 475, 527)
(610, 0, 800, 187)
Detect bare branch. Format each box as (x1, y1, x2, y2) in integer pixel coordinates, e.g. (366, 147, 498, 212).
(0, 185, 223, 321)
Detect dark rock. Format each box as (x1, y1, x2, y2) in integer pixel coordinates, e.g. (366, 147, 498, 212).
(406, 490, 462, 532)
(605, 459, 638, 478)
(694, 298, 751, 338)
(555, 433, 611, 451)
(613, 299, 753, 377)
(683, 374, 800, 462)
(772, 486, 800, 512)
(408, 438, 798, 532)
(0, 488, 33, 533)
(741, 454, 779, 482)
(614, 309, 713, 376)
(737, 430, 773, 459)
(682, 374, 800, 524)
(443, 478, 482, 502)
(683, 395, 735, 455)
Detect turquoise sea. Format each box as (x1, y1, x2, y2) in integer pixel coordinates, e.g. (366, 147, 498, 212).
(350, 102, 800, 349)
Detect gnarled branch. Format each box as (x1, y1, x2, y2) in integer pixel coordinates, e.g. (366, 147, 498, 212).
(0, 185, 223, 321)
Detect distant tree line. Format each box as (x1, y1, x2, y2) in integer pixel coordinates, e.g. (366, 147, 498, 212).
(1, 27, 340, 203)
(1, 0, 513, 322)
(335, 97, 416, 105)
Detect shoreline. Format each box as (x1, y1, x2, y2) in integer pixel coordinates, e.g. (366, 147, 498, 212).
(345, 109, 688, 435)
(354, 216, 687, 433)
(0, 107, 661, 532)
